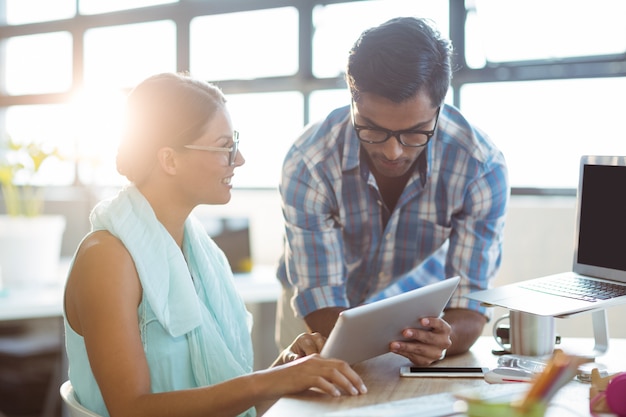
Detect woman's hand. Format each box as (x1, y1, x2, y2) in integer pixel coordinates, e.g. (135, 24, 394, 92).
(263, 353, 367, 398)
(283, 332, 326, 362)
(266, 332, 367, 398)
(273, 332, 326, 365)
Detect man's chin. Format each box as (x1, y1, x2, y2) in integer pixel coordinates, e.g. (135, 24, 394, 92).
(372, 161, 412, 178)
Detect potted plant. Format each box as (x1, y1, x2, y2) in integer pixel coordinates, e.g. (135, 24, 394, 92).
(0, 137, 66, 289)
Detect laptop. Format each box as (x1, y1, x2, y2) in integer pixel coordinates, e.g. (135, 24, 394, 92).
(320, 276, 460, 364)
(466, 155, 626, 317)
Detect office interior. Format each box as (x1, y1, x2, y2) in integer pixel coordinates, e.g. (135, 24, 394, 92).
(1, 1, 625, 416)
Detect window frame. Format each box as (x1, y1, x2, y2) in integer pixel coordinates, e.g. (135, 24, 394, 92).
(1, 0, 625, 194)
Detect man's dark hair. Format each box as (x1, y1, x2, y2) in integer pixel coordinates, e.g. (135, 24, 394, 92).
(346, 17, 453, 107)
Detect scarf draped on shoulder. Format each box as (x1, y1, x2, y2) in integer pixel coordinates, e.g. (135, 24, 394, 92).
(90, 185, 255, 416)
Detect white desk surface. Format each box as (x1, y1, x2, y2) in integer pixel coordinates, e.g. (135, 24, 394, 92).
(0, 262, 281, 322)
(0, 285, 65, 321)
(233, 265, 282, 304)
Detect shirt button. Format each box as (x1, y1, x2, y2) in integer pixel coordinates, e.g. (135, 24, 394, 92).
(378, 271, 387, 280)
(386, 233, 392, 240)
(377, 200, 383, 206)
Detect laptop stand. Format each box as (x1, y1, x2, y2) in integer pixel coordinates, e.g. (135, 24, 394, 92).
(557, 308, 609, 359)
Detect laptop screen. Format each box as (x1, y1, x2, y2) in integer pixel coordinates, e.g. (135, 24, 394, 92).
(574, 156, 626, 279)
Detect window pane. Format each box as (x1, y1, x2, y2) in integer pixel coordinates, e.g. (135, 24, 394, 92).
(190, 8, 298, 81)
(309, 89, 350, 124)
(5, 104, 76, 185)
(84, 21, 176, 90)
(466, 0, 626, 67)
(312, 0, 449, 78)
(225, 92, 303, 188)
(5, 0, 75, 25)
(4, 32, 73, 95)
(309, 87, 453, 126)
(460, 78, 626, 189)
(79, 0, 176, 15)
(70, 90, 127, 186)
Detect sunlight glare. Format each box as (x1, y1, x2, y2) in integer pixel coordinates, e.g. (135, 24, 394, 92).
(69, 89, 127, 185)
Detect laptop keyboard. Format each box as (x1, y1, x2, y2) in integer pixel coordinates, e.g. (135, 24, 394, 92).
(520, 276, 626, 302)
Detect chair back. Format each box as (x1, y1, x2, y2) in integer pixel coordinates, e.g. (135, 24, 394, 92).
(60, 381, 103, 417)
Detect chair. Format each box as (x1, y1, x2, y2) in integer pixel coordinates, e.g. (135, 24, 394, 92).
(59, 381, 103, 417)
(0, 319, 63, 417)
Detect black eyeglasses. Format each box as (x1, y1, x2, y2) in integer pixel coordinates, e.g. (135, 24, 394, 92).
(183, 130, 239, 166)
(351, 105, 440, 148)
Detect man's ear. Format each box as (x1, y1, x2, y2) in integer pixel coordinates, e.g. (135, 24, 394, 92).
(156, 146, 179, 175)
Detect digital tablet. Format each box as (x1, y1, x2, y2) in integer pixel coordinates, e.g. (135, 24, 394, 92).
(320, 276, 460, 364)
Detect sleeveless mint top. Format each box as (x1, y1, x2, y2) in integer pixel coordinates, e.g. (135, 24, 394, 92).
(64, 185, 255, 417)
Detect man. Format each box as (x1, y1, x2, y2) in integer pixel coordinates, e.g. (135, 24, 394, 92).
(275, 17, 509, 365)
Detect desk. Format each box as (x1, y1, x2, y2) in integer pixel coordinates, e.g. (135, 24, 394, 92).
(233, 265, 282, 303)
(0, 263, 280, 320)
(0, 286, 65, 321)
(0, 264, 281, 368)
(263, 337, 626, 417)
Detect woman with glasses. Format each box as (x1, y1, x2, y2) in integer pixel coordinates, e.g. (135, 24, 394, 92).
(276, 17, 510, 364)
(63, 72, 366, 417)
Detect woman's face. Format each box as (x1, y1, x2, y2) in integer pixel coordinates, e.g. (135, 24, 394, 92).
(177, 108, 245, 205)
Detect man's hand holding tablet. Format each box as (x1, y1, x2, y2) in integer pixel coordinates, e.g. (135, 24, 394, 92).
(320, 277, 460, 365)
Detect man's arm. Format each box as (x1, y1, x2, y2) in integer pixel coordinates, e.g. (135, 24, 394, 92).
(304, 307, 347, 338)
(442, 308, 487, 356)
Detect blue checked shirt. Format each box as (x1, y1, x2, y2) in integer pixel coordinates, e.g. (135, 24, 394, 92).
(276, 104, 509, 318)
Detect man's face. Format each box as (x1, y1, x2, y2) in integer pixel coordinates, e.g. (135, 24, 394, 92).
(351, 91, 439, 178)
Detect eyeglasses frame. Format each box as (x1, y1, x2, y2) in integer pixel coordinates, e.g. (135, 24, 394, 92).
(183, 130, 239, 166)
(351, 103, 441, 148)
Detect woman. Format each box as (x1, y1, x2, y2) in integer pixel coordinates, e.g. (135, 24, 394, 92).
(63, 72, 367, 417)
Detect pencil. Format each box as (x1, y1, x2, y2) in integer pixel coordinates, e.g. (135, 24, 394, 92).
(519, 350, 569, 408)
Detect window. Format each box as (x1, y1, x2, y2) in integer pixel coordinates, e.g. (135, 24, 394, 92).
(4, 0, 75, 25)
(4, 32, 73, 95)
(465, 0, 626, 68)
(309, 89, 351, 124)
(84, 21, 177, 90)
(190, 7, 299, 81)
(5, 104, 76, 185)
(461, 78, 626, 189)
(312, 1, 448, 78)
(79, 0, 177, 15)
(226, 92, 303, 188)
(1, 1, 625, 192)
(70, 90, 128, 186)
(460, 0, 626, 190)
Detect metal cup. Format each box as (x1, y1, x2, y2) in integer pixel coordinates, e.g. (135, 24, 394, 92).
(493, 310, 556, 356)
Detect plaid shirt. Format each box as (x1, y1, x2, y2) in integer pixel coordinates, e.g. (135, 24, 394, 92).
(277, 104, 509, 318)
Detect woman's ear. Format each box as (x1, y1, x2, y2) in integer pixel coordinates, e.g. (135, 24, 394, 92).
(156, 146, 179, 175)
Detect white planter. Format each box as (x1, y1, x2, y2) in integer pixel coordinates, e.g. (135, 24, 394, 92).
(0, 214, 66, 289)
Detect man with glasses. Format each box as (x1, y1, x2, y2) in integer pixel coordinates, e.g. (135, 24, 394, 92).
(276, 17, 509, 365)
